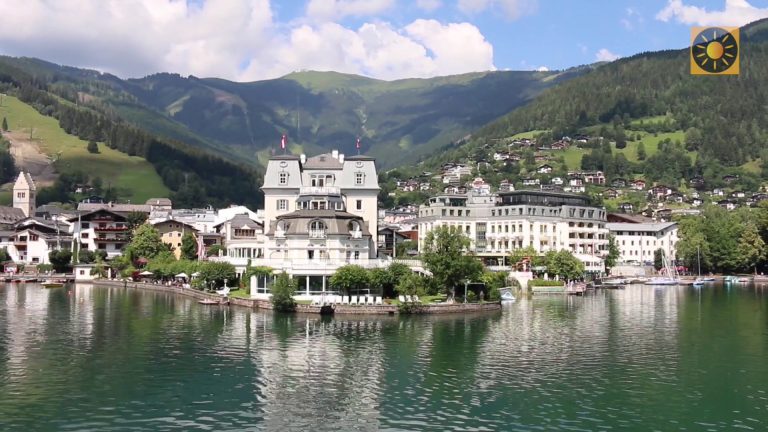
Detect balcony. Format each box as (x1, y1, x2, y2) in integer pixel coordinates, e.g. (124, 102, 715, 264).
(94, 226, 130, 233)
(309, 230, 327, 239)
(300, 186, 340, 195)
(96, 236, 129, 243)
(350, 230, 363, 239)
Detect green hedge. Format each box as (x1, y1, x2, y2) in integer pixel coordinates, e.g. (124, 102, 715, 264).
(527, 279, 565, 288)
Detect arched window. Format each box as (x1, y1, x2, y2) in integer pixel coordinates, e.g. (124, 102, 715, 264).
(309, 220, 326, 238)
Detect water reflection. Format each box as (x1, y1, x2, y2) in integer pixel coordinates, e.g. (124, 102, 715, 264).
(0, 284, 767, 431)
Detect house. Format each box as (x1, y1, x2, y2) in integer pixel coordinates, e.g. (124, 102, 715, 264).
(569, 177, 584, 187)
(723, 174, 739, 184)
(603, 188, 621, 199)
(522, 178, 540, 187)
(718, 199, 737, 210)
(618, 202, 634, 213)
(583, 171, 606, 185)
(666, 192, 685, 203)
(536, 164, 553, 174)
(611, 178, 628, 188)
(419, 182, 431, 191)
(498, 180, 514, 192)
(152, 218, 200, 259)
(377, 226, 409, 258)
(690, 197, 703, 207)
(689, 176, 705, 189)
(564, 185, 586, 193)
(7, 218, 73, 264)
(69, 209, 133, 259)
(493, 151, 509, 161)
(712, 188, 725, 197)
(731, 191, 746, 199)
(550, 177, 564, 186)
(649, 185, 672, 199)
(213, 213, 264, 261)
(550, 140, 569, 150)
(470, 177, 491, 195)
(630, 179, 646, 191)
(655, 208, 673, 221)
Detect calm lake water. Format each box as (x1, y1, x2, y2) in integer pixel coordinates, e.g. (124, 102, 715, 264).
(1, 283, 767, 431)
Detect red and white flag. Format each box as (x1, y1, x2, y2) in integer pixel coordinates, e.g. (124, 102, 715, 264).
(281, 134, 287, 149)
(196, 235, 206, 261)
(356, 137, 361, 150)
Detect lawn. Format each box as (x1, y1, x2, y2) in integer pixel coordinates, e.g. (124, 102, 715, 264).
(558, 130, 690, 170)
(0, 95, 169, 202)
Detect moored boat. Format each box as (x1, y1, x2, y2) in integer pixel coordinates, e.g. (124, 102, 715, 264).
(41, 280, 65, 288)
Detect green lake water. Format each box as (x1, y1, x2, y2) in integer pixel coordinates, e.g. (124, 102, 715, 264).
(1, 283, 767, 431)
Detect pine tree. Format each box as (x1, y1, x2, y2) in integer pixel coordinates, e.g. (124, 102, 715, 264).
(637, 142, 647, 161)
(87, 141, 99, 153)
(1, 117, 7, 131)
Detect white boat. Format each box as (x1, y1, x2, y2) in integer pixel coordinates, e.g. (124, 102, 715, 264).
(499, 287, 516, 302)
(645, 251, 680, 286)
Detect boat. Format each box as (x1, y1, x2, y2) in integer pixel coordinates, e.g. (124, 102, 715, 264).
(198, 298, 227, 305)
(692, 248, 705, 287)
(41, 280, 65, 288)
(499, 287, 516, 302)
(723, 275, 740, 283)
(645, 252, 680, 286)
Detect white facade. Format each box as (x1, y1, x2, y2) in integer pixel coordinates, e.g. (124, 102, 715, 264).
(418, 191, 609, 273)
(70, 209, 130, 259)
(606, 222, 679, 264)
(13, 171, 36, 218)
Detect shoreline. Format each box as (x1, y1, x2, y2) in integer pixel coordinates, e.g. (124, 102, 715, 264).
(85, 280, 502, 315)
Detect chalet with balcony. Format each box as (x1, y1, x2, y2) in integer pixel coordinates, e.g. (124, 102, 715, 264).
(603, 188, 621, 199)
(214, 213, 264, 261)
(630, 179, 646, 191)
(70, 209, 130, 259)
(611, 178, 628, 188)
(7, 218, 73, 264)
(537, 164, 553, 174)
(152, 218, 199, 259)
(377, 226, 409, 258)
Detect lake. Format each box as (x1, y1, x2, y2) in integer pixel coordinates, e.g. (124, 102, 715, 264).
(1, 283, 767, 431)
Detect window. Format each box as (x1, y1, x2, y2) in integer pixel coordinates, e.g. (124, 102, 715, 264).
(355, 172, 364, 185)
(81, 233, 89, 239)
(17, 192, 25, 199)
(82, 222, 90, 229)
(277, 199, 288, 211)
(279, 171, 289, 185)
(309, 220, 326, 238)
(356, 200, 362, 210)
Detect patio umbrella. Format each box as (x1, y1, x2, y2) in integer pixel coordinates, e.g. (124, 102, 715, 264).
(139, 270, 153, 276)
(191, 272, 201, 277)
(175, 272, 188, 279)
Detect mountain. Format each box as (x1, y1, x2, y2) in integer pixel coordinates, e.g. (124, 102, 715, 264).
(0, 57, 591, 168)
(467, 18, 768, 168)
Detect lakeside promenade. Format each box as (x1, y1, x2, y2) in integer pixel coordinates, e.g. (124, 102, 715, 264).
(87, 280, 502, 315)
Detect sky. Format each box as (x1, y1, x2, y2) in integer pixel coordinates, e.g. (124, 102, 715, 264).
(0, 0, 767, 81)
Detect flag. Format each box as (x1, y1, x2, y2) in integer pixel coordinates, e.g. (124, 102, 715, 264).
(281, 134, 287, 149)
(356, 137, 361, 149)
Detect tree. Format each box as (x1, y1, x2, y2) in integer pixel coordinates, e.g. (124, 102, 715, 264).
(737, 222, 766, 273)
(396, 240, 418, 258)
(180, 233, 197, 260)
(126, 211, 148, 231)
(636, 141, 647, 161)
(1, 117, 7, 131)
(395, 273, 427, 296)
(370, 263, 411, 297)
(125, 224, 166, 262)
(543, 250, 585, 280)
(653, 248, 665, 271)
(605, 234, 620, 273)
(49, 249, 72, 273)
(198, 261, 236, 289)
(270, 272, 297, 312)
(330, 265, 370, 295)
(509, 245, 539, 270)
(0, 247, 9, 262)
(87, 141, 99, 154)
(94, 249, 108, 262)
(78, 249, 96, 264)
(206, 244, 223, 257)
(421, 226, 483, 298)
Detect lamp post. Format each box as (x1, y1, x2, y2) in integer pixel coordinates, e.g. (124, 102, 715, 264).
(464, 280, 468, 304)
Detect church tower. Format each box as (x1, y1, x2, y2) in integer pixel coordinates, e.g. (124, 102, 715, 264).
(13, 171, 36, 218)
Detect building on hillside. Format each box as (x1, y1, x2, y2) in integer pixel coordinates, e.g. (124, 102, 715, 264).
(417, 190, 609, 273)
(606, 221, 678, 264)
(213, 213, 264, 260)
(151, 218, 199, 259)
(169, 207, 218, 233)
(377, 226, 409, 258)
(69, 209, 130, 259)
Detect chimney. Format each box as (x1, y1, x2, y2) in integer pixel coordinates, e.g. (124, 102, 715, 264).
(331, 150, 339, 159)
(300, 154, 306, 164)
(339, 154, 345, 164)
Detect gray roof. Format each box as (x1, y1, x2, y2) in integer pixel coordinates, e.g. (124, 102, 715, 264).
(0, 206, 26, 224)
(303, 153, 344, 169)
(269, 210, 370, 236)
(213, 213, 262, 230)
(606, 222, 677, 233)
(146, 198, 172, 206)
(78, 203, 151, 213)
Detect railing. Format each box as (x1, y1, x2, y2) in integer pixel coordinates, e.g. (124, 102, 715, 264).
(96, 237, 129, 242)
(94, 226, 129, 232)
(300, 186, 340, 195)
(350, 230, 362, 239)
(309, 230, 327, 239)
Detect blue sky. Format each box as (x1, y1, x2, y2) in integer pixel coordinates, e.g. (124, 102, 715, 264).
(1, 0, 767, 80)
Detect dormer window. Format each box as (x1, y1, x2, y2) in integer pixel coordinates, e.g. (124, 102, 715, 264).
(279, 171, 289, 185)
(355, 172, 364, 186)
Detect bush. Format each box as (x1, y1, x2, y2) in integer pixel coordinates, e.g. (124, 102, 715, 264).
(271, 273, 296, 312)
(527, 279, 565, 289)
(78, 250, 95, 264)
(87, 141, 99, 153)
(488, 287, 501, 302)
(466, 291, 477, 302)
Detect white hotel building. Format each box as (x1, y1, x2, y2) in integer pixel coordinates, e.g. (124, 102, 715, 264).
(417, 191, 610, 273)
(606, 221, 678, 264)
(214, 150, 381, 297)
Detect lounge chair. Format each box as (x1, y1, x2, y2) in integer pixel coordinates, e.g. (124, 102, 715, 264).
(341, 295, 349, 305)
(405, 295, 412, 303)
(412, 295, 420, 303)
(216, 287, 230, 296)
(367, 296, 374, 305)
(350, 296, 358, 306)
(311, 297, 321, 306)
(375, 296, 383, 305)
(398, 295, 406, 303)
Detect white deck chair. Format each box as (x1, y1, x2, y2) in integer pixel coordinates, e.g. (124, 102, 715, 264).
(350, 296, 358, 306)
(216, 287, 230, 296)
(367, 296, 374, 305)
(398, 295, 406, 303)
(375, 296, 383, 305)
(405, 295, 412, 303)
(412, 295, 420, 303)
(311, 297, 321, 306)
(341, 295, 349, 305)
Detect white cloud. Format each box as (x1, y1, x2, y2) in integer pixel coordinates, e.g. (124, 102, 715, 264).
(595, 48, 620, 62)
(0, 0, 497, 81)
(621, 7, 644, 30)
(305, 0, 395, 21)
(457, 0, 537, 20)
(536, 66, 549, 71)
(416, 0, 442, 12)
(656, 0, 768, 26)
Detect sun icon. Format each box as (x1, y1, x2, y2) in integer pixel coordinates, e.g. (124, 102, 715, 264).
(691, 27, 738, 74)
